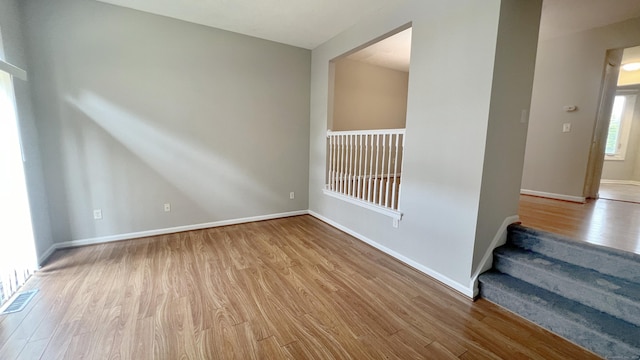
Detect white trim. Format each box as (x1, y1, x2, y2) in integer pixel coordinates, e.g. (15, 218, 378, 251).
(600, 179, 640, 186)
(520, 189, 586, 203)
(0, 60, 27, 81)
(345, 173, 402, 181)
(308, 210, 474, 298)
(327, 128, 405, 136)
(41, 210, 307, 257)
(322, 188, 402, 220)
(604, 155, 626, 161)
(470, 215, 520, 297)
(37, 245, 58, 266)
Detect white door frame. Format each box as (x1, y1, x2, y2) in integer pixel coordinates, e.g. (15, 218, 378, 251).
(583, 49, 623, 199)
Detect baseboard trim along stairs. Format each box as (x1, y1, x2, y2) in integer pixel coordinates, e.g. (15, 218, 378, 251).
(479, 224, 640, 359)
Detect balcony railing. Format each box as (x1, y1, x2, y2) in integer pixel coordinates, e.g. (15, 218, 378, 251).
(324, 129, 405, 219)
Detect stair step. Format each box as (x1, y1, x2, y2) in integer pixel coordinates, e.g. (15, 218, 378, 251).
(494, 246, 640, 327)
(508, 224, 640, 284)
(479, 271, 640, 358)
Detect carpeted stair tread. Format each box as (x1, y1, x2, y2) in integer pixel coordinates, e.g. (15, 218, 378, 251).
(494, 245, 640, 327)
(508, 224, 640, 284)
(479, 271, 640, 358)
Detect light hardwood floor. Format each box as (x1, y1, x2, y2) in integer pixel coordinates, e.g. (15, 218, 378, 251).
(519, 194, 640, 255)
(0, 215, 600, 359)
(599, 183, 640, 204)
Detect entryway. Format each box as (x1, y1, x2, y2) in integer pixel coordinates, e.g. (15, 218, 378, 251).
(590, 45, 640, 203)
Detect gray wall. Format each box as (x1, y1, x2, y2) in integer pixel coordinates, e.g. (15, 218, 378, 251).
(0, 0, 54, 263)
(20, 0, 311, 244)
(522, 17, 640, 198)
(332, 58, 408, 130)
(472, 0, 541, 274)
(309, 0, 541, 293)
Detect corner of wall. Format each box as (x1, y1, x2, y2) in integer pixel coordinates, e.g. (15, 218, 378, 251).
(470, 214, 519, 297)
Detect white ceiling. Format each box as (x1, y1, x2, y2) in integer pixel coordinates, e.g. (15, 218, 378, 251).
(96, 0, 404, 50)
(346, 28, 412, 72)
(539, 0, 640, 40)
(96, 0, 640, 69)
(350, 0, 640, 72)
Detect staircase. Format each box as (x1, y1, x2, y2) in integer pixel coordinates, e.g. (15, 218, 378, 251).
(479, 224, 640, 359)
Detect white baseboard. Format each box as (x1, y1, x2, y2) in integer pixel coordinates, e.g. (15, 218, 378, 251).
(38, 208, 475, 298)
(600, 179, 640, 186)
(37, 245, 58, 267)
(308, 210, 474, 298)
(39, 210, 308, 262)
(470, 214, 520, 297)
(520, 189, 586, 203)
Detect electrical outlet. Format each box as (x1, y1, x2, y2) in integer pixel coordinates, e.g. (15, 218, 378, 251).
(164, 203, 171, 212)
(93, 209, 102, 220)
(289, 192, 295, 200)
(392, 218, 399, 228)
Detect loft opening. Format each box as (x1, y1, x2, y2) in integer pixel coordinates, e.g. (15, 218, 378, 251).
(324, 24, 412, 221)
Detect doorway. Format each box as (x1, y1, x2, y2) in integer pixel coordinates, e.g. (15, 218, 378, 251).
(0, 69, 37, 308)
(589, 45, 640, 203)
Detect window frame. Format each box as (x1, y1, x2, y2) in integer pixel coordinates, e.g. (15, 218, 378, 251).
(604, 91, 637, 161)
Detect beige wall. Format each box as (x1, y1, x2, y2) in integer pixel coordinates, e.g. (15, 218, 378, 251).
(0, 0, 54, 263)
(332, 59, 408, 130)
(20, 0, 311, 244)
(309, 0, 541, 294)
(522, 17, 640, 198)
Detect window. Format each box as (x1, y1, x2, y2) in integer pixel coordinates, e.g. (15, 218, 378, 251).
(0, 69, 37, 308)
(605, 93, 637, 160)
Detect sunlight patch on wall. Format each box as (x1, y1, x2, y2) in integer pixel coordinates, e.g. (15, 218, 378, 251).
(65, 92, 281, 219)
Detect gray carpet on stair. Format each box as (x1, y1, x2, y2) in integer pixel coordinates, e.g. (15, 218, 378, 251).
(479, 224, 640, 359)
(494, 246, 640, 327)
(508, 224, 640, 283)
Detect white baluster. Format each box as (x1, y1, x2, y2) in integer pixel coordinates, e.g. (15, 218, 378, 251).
(357, 134, 363, 199)
(392, 134, 400, 209)
(378, 135, 386, 206)
(368, 135, 374, 202)
(339, 135, 344, 194)
(373, 134, 379, 204)
(335, 135, 339, 193)
(384, 134, 393, 207)
(328, 134, 333, 190)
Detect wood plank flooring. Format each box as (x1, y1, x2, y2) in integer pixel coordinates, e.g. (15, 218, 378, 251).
(599, 183, 640, 204)
(0, 215, 599, 359)
(519, 194, 640, 255)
